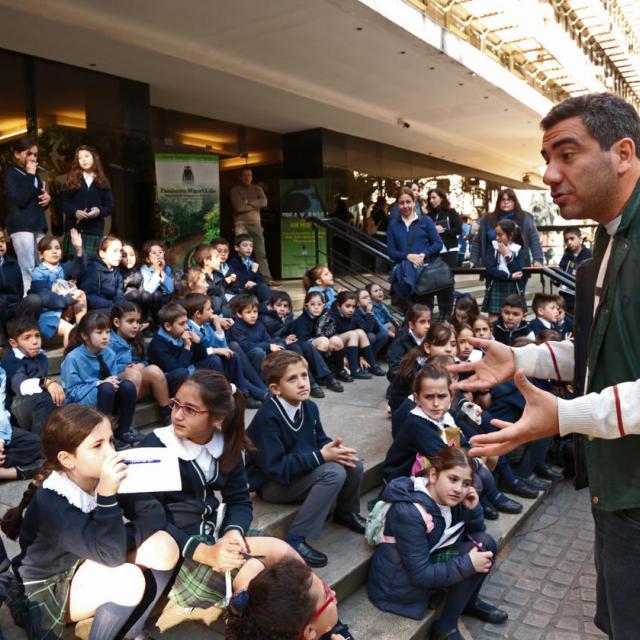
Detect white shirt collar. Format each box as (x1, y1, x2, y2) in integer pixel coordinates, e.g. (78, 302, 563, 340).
(408, 329, 425, 346)
(12, 347, 44, 360)
(278, 397, 302, 422)
(538, 317, 552, 328)
(605, 215, 622, 236)
(402, 213, 418, 229)
(42, 471, 97, 513)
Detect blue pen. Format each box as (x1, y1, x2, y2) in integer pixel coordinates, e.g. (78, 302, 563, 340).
(123, 459, 161, 465)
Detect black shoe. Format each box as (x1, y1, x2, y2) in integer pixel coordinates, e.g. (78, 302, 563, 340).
(296, 541, 328, 568)
(310, 384, 325, 399)
(245, 396, 263, 409)
(333, 511, 366, 534)
(368, 365, 386, 377)
(118, 429, 144, 447)
(430, 628, 464, 640)
(500, 478, 539, 499)
(522, 473, 552, 491)
(464, 598, 508, 624)
(534, 463, 563, 481)
(493, 493, 523, 514)
(324, 378, 344, 393)
(337, 370, 354, 383)
(352, 368, 373, 380)
(483, 504, 499, 520)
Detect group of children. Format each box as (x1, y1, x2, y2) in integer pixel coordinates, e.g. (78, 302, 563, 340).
(0, 223, 590, 640)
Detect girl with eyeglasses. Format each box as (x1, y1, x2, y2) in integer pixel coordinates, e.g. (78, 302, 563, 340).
(139, 240, 175, 324)
(141, 370, 299, 611)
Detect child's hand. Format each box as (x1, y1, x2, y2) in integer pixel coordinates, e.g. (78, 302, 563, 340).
(194, 539, 246, 572)
(469, 548, 493, 573)
(366, 303, 374, 314)
(251, 263, 259, 273)
(26, 159, 38, 175)
(89, 206, 100, 218)
(99, 376, 120, 388)
(0, 440, 6, 465)
(71, 289, 85, 302)
(69, 228, 83, 251)
(498, 243, 510, 257)
(225, 274, 237, 284)
(97, 450, 127, 496)
(186, 330, 201, 344)
(46, 381, 65, 406)
(245, 281, 256, 289)
(320, 438, 359, 468)
(436, 225, 445, 234)
(270, 344, 283, 352)
(463, 486, 479, 510)
(359, 356, 370, 370)
(220, 529, 248, 553)
(213, 347, 234, 359)
(285, 335, 297, 344)
(511, 271, 523, 280)
(75, 209, 87, 221)
(220, 317, 234, 330)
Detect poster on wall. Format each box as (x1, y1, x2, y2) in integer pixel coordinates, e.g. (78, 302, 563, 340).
(280, 178, 328, 279)
(154, 153, 219, 268)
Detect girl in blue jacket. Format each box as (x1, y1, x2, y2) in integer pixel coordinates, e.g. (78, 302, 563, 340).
(30, 229, 87, 347)
(109, 301, 172, 425)
(61, 311, 141, 447)
(368, 446, 506, 639)
(139, 240, 175, 323)
(79, 236, 125, 312)
(2, 404, 178, 640)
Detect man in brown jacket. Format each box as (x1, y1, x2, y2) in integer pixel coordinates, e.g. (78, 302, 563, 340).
(230, 167, 273, 281)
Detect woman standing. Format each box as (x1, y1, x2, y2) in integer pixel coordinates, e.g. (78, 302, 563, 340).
(387, 186, 442, 310)
(3, 137, 50, 292)
(469, 189, 543, 270)
(60, 146, 113, 258)
(427, 188, 462, 319)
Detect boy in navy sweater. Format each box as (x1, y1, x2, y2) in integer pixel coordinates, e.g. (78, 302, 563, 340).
(245, 351, 365, 568)
(148, 302, 223, 395)
(528, 293, 560, 338)
(558, 226, 592, 315)
(227, 234, 272, 302)
(1, 316, 64, 435)
(491, 294, 535, 346)
(211, 237, 240, 301)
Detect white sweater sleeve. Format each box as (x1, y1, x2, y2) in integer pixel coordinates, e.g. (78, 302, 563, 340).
(512, 341, 575, 381)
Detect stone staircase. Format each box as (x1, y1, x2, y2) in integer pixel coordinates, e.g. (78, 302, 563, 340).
(0, 278, 550, 640)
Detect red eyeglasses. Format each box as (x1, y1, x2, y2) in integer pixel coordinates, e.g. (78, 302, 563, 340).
(168, 398, 210, 418)
(296, 581, 336, 639)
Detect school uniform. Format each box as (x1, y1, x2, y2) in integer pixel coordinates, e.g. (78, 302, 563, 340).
(61, 344, 137, 437)
(307, 285, 336, 307)
(10, 472, 164, 639)
(79, 257, 125, 311)
(227, 317, 275, 376)
(108, 331, 146, 372)
(368, 476, 491, 621)
(227, 254, 271, 302)
(246, 397, 364, 540)
(203, 270, 227, 314)
(147, 327, 222, 395)
(558, 245, 592, 314)
(491, 318, 535, 346)
(386, 328, 422, 381)
(142, 426, 253, 608)
(29, 256, 85, 339)
(481, 241, 524, 314)
(217, 261, 241, 299)
(354, 308, 389, 355)
(60, 175, 113, 256)
(292, 311, 317, 342)
(2, 347, 53, 435)
(528, 317, 559, 338)
(141, 264, 175, 319)
(372, 301, 398, 335)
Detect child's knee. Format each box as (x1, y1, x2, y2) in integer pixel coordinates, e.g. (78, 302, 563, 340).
(113, 564, 146, 606)
(315, 337, 329, 351)
(138, 531, 179, 570)
(318, 462, 347, 485)
(147, 365, 165, 381)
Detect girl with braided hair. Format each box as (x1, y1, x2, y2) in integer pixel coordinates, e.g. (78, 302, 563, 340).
(2, 404, 178, 640)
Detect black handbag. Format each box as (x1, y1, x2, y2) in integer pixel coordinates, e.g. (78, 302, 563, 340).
(406, 220, 454, 296)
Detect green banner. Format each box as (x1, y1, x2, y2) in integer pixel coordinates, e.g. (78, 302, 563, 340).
(280, 218, 327, 279)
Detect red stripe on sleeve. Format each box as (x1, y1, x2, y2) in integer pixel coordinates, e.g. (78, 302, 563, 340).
(613, 385, 625, 437)
(544, 342, 562, 381)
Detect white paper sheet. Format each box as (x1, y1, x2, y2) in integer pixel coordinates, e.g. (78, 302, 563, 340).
(117, 447, 182, 494)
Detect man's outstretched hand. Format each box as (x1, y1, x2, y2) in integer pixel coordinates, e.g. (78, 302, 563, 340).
(449, 337, 516, 392)
(469, 370, 560, 457)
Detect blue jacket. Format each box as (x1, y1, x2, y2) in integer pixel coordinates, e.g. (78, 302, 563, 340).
(0, 256, 24, 306)
(368, 477, 483, 620)
(80, 258, 125, 310)
(292, 311, 317, 342)
(29, 256, 85, 311)
(60, 180, 113, 235)
(227, 318, 274, 353)
(245, 397, 332, 490)
(140, 264, 175, 296)
(142, 429, 253, 560)
(187, 320, 227, 351)
(61, 344, 118, 405)
(3, 165, 48, 235)
(372, 302, 397, 332)
(148, 327, 204, 374)
(386, 215, 442, 264)
(108, 331, 147, 371)
(1, 348, 48, 406)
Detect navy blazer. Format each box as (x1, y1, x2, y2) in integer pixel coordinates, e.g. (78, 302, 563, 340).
(227, 254, 265, 290)
(80, 258, 125, 310)
(60, 180, 113, 236)
(3, 165, 47, 235)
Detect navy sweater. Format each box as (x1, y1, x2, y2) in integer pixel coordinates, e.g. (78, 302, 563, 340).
(1, 349, 48, 406)
(227, 318, 274, 353)
(80, 258, 125, 310)
(227, 255, 266, 290)
(386, 329, 421, 381)
(328, 307, 356, 334)
(13, 487, 165, 581)
(245, 397, 332, 490)
(559, 245, 592, 276)
(292, 311, 317, 341)
(528, 317, 560, 338)
(0, 256, 24, 306)
(143, 430, 253, 559)
(147, 329, 207, 373)
(60, 180, 113, 236)
(259, 305, 295, 339)
(3, 165, 48, 235)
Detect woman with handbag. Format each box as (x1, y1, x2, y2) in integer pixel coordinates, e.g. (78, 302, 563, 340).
(387, 187, 445, 313)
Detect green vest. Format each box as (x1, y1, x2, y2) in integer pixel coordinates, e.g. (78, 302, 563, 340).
(584, 179, 640, 511)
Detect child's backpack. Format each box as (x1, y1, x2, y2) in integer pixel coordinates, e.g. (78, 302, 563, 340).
(365, 499, 433, 546)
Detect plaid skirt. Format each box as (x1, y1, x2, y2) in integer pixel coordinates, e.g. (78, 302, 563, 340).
(62, 231, 101, 258)
(481, 279, 522, 314)
(168, 528, 267, 610)
(7, 562, 80, 640)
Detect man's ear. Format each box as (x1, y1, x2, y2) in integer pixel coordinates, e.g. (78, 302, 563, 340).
(613, 137, 636, 176)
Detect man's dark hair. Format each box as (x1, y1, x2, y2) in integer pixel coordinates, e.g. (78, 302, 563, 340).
(502, 294, 527, 312)
(541, 93, 640, 159)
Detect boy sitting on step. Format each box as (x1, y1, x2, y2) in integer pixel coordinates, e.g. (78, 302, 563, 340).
(245, 350, 366, 568)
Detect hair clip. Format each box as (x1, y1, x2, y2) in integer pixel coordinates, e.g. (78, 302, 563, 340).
(230, 589, 250, 610)
(230, 382, 237, 395)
